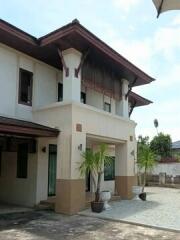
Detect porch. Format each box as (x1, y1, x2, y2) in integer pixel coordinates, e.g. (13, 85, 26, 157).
(0, 116, 59, 208)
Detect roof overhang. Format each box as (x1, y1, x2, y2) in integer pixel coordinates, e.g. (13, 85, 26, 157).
(0, 19, 155, 87)
(0, 116, 59, 138)
(129, 92, 152, 107)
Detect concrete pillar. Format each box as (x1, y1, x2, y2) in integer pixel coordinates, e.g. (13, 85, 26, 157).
(62, 48, 82, 102)
(116, 79, 129, 118)
(115, 142, 137, 199)
(55, 127, 86, 215)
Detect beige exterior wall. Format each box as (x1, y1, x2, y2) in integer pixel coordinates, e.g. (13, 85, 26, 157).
(0, 151, 37, 206)
(33, 102, 137, 179)
(0, 45, 137, 209)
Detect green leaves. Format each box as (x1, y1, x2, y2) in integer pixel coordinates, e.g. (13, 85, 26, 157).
(150, 133, 172, 158)
(78, 143, 109, 201)
(137, 145, 156, 170)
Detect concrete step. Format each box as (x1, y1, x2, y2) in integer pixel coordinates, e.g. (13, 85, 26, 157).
(35, 200, 55, 210)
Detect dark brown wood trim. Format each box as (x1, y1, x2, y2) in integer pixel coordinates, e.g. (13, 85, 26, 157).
(0, 125, 59, 137)
(57, 48, 69, 77)
(129, 101, 137, 117)
(75, 49, 89, 78)
(0, 20, 37, 45)
(125, 77, 137, 100)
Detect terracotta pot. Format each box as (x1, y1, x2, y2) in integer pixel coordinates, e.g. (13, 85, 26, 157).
(91, 201, 104, 213)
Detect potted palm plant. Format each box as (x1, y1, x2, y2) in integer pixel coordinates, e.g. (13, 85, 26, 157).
(79, 144, 110, 213)
(137, 144, 156, 201)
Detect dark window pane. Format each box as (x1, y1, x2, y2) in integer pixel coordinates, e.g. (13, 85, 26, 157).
(58, 82, 63, 102)
(19, 69, 33, 105)
(104, 157, 115, 181)
(81, 92, 86, 104)
(104, 102, 111, 112)
(17, 143, 28, 178)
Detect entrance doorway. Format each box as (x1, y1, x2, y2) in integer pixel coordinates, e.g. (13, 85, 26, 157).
(48, 144, 57, 196)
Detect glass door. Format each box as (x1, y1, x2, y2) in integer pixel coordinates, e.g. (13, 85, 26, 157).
(48, 144, 57, 196)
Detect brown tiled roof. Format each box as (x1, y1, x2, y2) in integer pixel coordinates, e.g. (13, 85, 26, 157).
(0, 19, 155, 87)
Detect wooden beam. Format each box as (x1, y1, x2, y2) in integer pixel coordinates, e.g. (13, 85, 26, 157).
(57, 48, 69, 77)
(129, 101, 137, 117)
(75, 49, 89, 78)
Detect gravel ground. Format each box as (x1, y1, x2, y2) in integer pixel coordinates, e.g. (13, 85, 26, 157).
(80, 187, 180, 231)
(0, 210, 179, 240)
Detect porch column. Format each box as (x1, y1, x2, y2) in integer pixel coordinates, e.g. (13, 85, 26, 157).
(115, 142, 137, 199)
(62, 48, 82, 102)
(116, 79, 129, 118)
(55, 128, 86, 215)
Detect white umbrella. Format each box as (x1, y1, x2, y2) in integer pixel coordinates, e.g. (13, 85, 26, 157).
(152, 0, 180, 17)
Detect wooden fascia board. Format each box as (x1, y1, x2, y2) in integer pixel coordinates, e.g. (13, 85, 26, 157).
(0, 125, 59, 137)
(0, 21, 37, 46)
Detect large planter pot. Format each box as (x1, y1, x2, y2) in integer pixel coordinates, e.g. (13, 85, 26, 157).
(91, 201, 104, 213)
(100, 191, 111, 210)
(132, 186, 142, 200)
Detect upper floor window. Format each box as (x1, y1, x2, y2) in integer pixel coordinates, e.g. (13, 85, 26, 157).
(19, 68, 33, 106)
(81, 92, 86, 104)
(58, 82, 63, 102)
(104, 102, 111, 113)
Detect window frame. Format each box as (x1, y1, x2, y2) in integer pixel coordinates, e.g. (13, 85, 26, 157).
(58, 82, 63, 102)
(18, 68, 33, 106)
(104, 156, 115, 181)
(104, 102, 111, 113)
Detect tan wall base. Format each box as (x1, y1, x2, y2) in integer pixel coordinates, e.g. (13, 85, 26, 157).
(115, 176, 137, 199)
(55, 179, 85, 215)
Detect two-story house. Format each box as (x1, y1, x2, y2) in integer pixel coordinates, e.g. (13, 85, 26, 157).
(0, 19, 153, 214)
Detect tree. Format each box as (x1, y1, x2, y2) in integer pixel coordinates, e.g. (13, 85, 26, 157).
(150, 133, 172, 159)
(137, 144, 156, 192)
(138, 135, 150, 147)
(79, 144, 110, 202)
(154, 119, 159, 135)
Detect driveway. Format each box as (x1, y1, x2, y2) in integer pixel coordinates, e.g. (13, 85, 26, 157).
(80, 187, 180, 231)
(0, 210, 179, 240)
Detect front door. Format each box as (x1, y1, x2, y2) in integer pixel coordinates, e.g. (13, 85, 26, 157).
(48, 144, 57, 196)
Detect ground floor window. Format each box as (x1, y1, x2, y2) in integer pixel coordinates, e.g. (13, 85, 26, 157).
(104, 156, 115, 181)
(58, 82, 63, 101)
(17, 143, 28, 178)
(104, 102, 111, 113)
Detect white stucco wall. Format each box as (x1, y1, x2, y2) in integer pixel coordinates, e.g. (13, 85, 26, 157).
(0, 151, 37, 206)
(151, 163, 180, 176)
(0, 43, 61, 121)
(33, 102, 137, 181)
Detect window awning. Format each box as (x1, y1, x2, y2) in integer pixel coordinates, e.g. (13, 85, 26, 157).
(0, 116, 59, 137)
